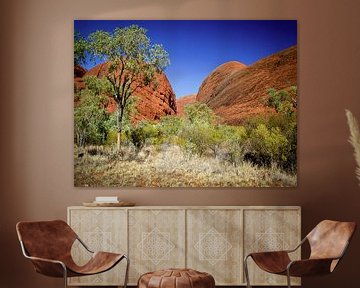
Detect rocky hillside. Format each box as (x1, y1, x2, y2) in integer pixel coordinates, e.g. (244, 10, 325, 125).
(74, 62, 177, 122)
(197, 61, 247, 102)
(74, 64, 87, 90)
(196, 46, 297, 124)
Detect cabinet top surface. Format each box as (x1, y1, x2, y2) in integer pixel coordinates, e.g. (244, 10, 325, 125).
(68, 205, 301, 210)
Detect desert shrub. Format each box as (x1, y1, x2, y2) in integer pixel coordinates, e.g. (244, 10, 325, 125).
(85, 145, 106, 156)
(221, 125, 248, 166)
(140, 121, 161, 145)
(125, 120, 160, 153)
(267, 114, 297, 172)
(268, 86, 297, 116)
(267, 87, 297, 172)
(246, 124, 289, 167)
(74, 89, 113, 147)
(83, 75, 112, 96)
(105, 130, 118, 146)
(242, 87, 297, 172)
(179, 122, 212, 156)
(157, 115, 184, 144)
(243, 114, 270, 131)
(206, 125, 227, 157)
(74, 76, 119, 147)
(127, 126, 146, 153)
(184, 102, 218, 125)
(177, 103, 221, 156)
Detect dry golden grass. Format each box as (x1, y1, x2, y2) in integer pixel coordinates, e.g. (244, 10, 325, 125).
(74, 145, 296, 187)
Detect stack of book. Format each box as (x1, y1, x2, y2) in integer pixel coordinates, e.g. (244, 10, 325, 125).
(82, 196, 135, 207)
(93, 196, 119, 204)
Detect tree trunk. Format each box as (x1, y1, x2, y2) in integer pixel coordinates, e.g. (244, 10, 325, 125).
(117, 132, 121, 151)
(117, 105, 124, 151)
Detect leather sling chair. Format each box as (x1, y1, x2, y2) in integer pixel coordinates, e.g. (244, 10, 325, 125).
(16, 220, 129, 288)
(244, 220, 356, 288)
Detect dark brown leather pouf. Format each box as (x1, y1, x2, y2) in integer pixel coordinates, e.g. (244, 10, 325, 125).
(138, 268, 215, 288)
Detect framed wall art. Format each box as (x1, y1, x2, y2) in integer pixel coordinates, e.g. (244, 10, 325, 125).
(74, 20, 297, 187)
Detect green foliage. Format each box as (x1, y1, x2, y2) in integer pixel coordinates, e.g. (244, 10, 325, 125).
(79, 25, 170, 148)
(126, 126, 146, 153)
(268, 86, 297, 116)
(267, 87, 297, 171)
(272, 114, 297, 171)
(85, 25, 170, 94)
(74, 77, 117, 147)
(74, 85, 297, 176)
(240, 86, 298, 171)
(184, 102, 218, 125)
(74, 89, 112, 147)
(158, 116, 183, 139)
(120, 96, 139, 131)
(221, 125, 248, 166)
(74, 32, 87, 65)
(180, 123, 212, 156)
(105, 130, 118, 146)
(248, 124, 289, 165)
(126, 121, 159, 153)
(83, 76, 112, 96)
(177, 103, 218, 156)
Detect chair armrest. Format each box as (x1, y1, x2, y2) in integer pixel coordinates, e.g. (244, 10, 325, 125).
(247, 250, 290, 259)
(287, 258, 336, 277)
(19, 240, 67, 277)
(285, 237, 307, 253)
(76, 236, 94, 253)
(26, 255, 65, 266)
(25, 255, 67, 278)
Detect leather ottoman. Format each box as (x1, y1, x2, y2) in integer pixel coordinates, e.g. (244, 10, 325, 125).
(138, 268, 215, 288)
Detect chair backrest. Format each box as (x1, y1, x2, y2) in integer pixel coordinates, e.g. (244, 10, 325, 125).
(16, 220, 77, 261)
(307, 220, 356, 261)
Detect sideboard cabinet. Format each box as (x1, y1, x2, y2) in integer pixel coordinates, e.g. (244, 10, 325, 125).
(67, 206, 301, 286)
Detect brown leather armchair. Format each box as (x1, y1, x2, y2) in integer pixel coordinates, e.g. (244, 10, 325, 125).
(16, 220, 129, 288)
(244, 220, 356, 288)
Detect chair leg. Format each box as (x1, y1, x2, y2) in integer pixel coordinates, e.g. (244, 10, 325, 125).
(286, 269, 291, 288)
(62, 264, 68, 288)
(123, 255, 130, 288)
(244, 255, 252, 288)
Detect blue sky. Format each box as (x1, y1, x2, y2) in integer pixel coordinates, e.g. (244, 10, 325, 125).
(75, 20, 297, 98)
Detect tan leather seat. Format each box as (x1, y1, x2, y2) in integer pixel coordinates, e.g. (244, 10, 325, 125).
(244, 220, 356, 288)
(16, 220, 129, 287)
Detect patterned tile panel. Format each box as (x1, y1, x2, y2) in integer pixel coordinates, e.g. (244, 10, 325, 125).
(187, 209, 242, 285)
(244, 209, 301, 286)
(68, 209, 127, 286)
(138, 227, 175, 264)
(128, 209, 185, 284)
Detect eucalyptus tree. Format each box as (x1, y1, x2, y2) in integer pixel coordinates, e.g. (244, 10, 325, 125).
(78, 25, 170, 149)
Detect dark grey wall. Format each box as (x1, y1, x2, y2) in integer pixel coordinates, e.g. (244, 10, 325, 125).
(1, 0, 360, 287)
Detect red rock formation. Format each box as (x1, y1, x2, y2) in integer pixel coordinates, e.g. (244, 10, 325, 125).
(196, 46, 297, 124)
(176, 94, 197, 116)
(74, 64, 87, 91)
(197, 61, 247, 102)
(75, 62, 177, 122)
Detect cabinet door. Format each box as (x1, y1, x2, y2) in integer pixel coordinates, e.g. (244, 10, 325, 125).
(243, 209, 301, 286)
(128, 209, 186, 284)
(68, 208, 127, 286)
(187, 209, 243, 285)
